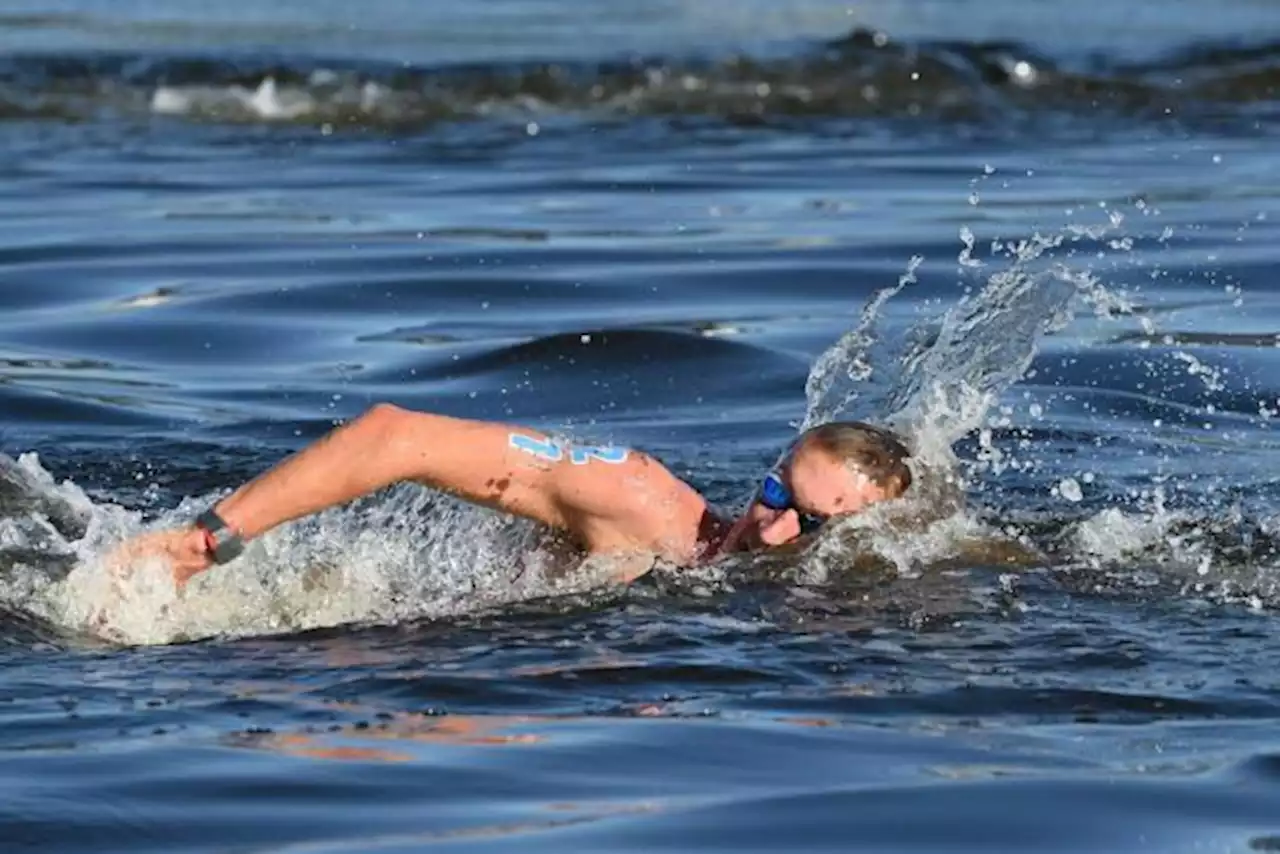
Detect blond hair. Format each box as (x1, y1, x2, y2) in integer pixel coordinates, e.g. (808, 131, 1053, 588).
(799, 421, 912, 498)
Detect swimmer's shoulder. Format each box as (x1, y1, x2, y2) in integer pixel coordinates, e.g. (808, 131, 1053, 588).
(564, 444, 710, 564)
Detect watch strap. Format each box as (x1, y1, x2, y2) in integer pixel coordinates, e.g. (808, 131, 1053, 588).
(194, 509, 245, 565)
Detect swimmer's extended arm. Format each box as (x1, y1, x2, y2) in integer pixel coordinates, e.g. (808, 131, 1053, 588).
(146, 403, 695, 582)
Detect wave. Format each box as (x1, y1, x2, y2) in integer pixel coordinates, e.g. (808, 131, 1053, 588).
(1, 29, 1278, 131)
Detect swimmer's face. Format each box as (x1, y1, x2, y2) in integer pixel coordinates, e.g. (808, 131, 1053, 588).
(720, 441, 894, 553)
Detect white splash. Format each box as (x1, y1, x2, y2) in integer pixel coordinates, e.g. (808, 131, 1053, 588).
(803, 227, 1137, 480)
(796, 218, 1146, 576)
(151, 73, 391, 124)
(0, 454, 592, 647)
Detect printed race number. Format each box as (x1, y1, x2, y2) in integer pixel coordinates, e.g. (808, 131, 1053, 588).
(509, 433, 629, 465)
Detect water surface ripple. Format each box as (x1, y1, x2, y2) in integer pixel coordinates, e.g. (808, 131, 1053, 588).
(2, 1, 1280, 852)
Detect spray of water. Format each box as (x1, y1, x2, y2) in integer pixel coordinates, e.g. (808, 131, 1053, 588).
(794, 214, 1155, 581)
(804, 218, 1137, 460)
(795, 210, 1280, 608)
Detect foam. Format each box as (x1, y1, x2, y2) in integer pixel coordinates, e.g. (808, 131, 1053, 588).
(151, 75, 391, 124)
(0, 456, 600, 646)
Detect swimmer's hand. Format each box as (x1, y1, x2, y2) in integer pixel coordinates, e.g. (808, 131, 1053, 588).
(107, 527, 212, 589)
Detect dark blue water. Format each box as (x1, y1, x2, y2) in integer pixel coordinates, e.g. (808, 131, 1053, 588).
(3, 1, 1280, 851)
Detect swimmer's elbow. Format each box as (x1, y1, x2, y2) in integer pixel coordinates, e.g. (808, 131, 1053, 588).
(343, 402, 445, 486)
(355, 404, 555, 513)
(362, 401, 409, 433)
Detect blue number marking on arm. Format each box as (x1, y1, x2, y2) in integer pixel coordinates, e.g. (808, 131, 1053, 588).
(509, 433, 629, 465)
(509, 433, 563, 462)
(568, 445, 630, 465)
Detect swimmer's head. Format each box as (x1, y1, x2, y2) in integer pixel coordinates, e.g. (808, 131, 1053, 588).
(720, 421, 912, 553)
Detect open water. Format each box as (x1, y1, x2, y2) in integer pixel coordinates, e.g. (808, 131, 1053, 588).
(2, 1, 1280, 851)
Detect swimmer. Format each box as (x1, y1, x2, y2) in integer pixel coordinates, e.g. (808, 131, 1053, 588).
(117, 404, 912, 586)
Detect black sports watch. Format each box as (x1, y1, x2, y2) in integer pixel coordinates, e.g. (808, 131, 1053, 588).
(194, 509, 246, 565)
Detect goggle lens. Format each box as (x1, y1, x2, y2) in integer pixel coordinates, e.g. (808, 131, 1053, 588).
(758, 471, 829, 535)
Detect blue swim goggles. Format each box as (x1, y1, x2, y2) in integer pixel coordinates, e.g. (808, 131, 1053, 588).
(758, 469, 828, 535)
